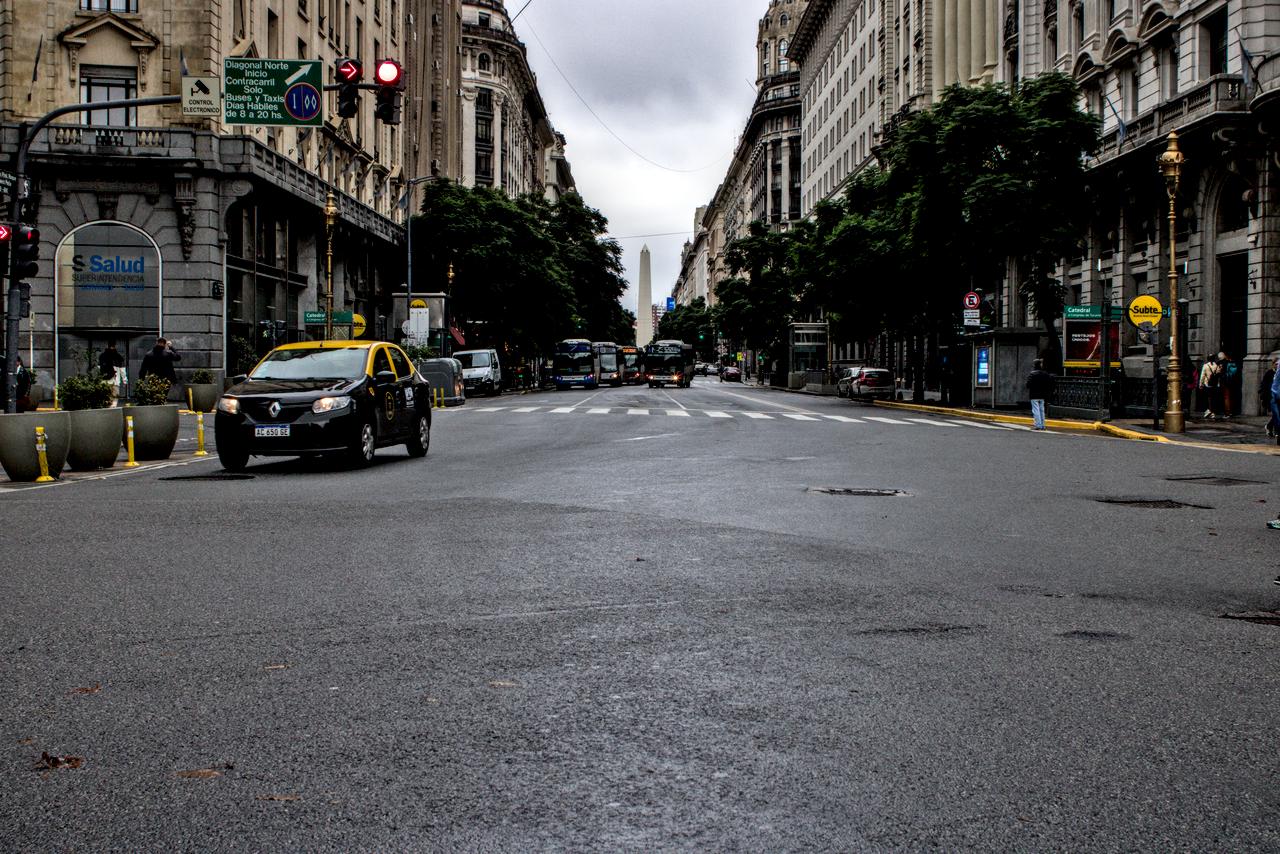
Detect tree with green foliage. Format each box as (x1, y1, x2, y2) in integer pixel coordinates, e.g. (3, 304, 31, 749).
(411, 181, 635, 353)
(714, 221, 799, 370)
(656, 297, 716, 359)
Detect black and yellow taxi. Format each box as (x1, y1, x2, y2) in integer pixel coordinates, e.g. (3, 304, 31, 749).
(214, 341, 432, 471)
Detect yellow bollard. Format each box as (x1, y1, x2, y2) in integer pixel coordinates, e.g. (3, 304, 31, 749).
(187, 387, 194, 411)
(34, 427, 55, 482)
(124, 415, 140, 467)
(194, 412, 209, 456)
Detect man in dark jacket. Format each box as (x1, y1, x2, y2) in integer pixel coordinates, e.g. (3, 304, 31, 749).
(138, 337, 180, 383)
(98, 341, 124, 382)
(1026, 359, 1055, 431)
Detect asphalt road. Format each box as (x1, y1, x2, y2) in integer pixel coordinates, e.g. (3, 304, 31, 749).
(2, 377, 1278, 851)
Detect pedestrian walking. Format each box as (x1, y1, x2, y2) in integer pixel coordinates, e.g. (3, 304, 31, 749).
(138, 337, 180, 383)
(98, 340, 124, 382)
(1217, 351, 1239, 418)
(14, 356, 33, 412)
(1199, 358, 1222, 420)
(1264, 361, 1278, 438)
(1026, 358, 1054, 431)
(1270, 356, 1280, 446)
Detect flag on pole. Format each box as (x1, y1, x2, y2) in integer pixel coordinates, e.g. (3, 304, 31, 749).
(1241, 40, 1258, 99)
(1104, 95, 1127, 145)
(180, 48, 190, 77)
(31, 36, 43, 82)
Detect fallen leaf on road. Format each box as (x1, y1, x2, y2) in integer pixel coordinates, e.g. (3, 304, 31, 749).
(263, 664, 289, 671)
(17, 738, 34, 746)
(70, 683, 101, 695)
(176, 768, 223, 779)
(489, 680, 519, 689)
(257, 794, 301, 802)
(35, 752, 83, 771)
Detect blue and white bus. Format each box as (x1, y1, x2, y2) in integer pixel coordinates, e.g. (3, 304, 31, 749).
(552, 339, 600, 389)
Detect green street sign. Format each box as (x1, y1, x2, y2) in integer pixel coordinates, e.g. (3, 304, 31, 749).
(1063, 305, 1124, 321)
(303, 311, 354, 324)
(223, 58, 323, 127)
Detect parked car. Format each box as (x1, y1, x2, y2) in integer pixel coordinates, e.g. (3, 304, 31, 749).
(415, 357, 466, 407)
(845, 367, 895, 401)
(719, 365, 742, 382)
(835, 367, 857, 398)
(214, 341, 431, 471)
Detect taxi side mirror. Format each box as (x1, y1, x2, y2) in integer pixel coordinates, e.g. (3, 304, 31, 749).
(375, 370, 396, 385)
(232, 374, 248, 385)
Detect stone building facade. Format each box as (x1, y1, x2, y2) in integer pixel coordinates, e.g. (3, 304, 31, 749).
(0, 0, 461, 397)
(995, 0, 1280, 412)
(457, 0, 569, 198)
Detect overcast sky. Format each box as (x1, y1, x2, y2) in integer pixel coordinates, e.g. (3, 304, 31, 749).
(514, 0, 764, 317)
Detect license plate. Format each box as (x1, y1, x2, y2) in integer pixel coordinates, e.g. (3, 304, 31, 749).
(254, 426, 290, 438)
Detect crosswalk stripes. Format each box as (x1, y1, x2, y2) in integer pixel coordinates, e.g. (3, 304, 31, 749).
(442, 404, 1034, 433)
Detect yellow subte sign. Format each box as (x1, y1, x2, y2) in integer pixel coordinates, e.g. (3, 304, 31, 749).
(1127, 295, 1164, 328)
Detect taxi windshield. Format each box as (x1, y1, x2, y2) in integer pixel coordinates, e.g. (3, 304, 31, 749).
(250, 347, 368, 381)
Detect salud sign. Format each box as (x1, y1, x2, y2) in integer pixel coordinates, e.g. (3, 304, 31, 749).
(223, 58, 323, 127)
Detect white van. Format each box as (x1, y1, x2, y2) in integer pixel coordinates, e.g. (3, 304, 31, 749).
(454, 349, 501, 396)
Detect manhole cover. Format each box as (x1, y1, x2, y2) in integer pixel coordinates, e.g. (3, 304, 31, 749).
(159, 474, 256, 481)
(807, 487, 910, 497)
(1165, 476, 1265, 487)
(1095, 497, 1211, 510)
(1221, 610, 1280, 626)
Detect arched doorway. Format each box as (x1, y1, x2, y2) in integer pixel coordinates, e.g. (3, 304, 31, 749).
(54, 221, 162, 392)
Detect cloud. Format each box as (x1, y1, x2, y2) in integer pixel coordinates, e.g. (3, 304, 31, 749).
(517, 0, 764, 316)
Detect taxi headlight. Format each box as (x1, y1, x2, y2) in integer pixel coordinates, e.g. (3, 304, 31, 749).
(312, 395, 352, 414)
(216, 396, 239, 415)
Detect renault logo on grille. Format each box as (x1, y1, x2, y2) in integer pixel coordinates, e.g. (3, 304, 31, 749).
(267, 401, 281, 418)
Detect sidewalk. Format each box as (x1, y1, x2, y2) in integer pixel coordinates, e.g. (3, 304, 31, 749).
(745, 379, 1280, 453)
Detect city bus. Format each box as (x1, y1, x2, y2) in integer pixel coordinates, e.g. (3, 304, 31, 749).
(644, 340, 695, 388)
(551, 339, 600, 389)
(619, 345, 644, 384)
(592, 341, 624, 387)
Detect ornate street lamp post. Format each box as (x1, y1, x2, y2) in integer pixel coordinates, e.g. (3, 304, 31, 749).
(1157, 132, 1186, 433)
(323, 191, 338, 340)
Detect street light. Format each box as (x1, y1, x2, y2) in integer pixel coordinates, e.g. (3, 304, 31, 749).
(403, 175, 435, 345)
(324, 191, 338, 339)
(1157, 131, 1185, 434)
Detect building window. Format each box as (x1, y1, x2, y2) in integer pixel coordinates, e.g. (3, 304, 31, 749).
(476, 116, 492, 142)
(80, 66, 137, 127)
(1161, 38, 1179, 99)
(476, 88, 492, 111)
(478, 12, 490, 27)
(478, 53, 491, 72)
(476, 152, 493, 183)
(1073, 4, 1085, 49)
(1203, 8, 1228, 76)
(81, 0, 139, 10)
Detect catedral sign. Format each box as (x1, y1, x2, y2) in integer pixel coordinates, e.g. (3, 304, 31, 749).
(56, 222, 160, 330)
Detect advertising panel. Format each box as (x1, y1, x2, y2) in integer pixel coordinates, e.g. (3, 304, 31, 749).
(1062, 319, 1121, 372)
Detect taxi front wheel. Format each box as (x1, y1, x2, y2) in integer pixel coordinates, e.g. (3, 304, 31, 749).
(406, 414, 430, 458)
(348, 420, 376, 467)
(218, 441, 249, 473)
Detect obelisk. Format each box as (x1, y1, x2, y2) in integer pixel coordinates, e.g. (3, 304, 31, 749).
(636, 245, 653, 346)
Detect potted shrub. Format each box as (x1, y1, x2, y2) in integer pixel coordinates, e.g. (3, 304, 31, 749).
(187, 368, 220, 413)
(124, 375, 180, 461)
(0, 410, 70, 482)
(59, 373, 123, 471)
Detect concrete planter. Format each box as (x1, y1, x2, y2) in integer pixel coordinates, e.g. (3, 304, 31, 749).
(187, 383, 220, 413)
(0, 411, 70, 482)
(67, 407, 123, 471)
(123, 404, 180, 461)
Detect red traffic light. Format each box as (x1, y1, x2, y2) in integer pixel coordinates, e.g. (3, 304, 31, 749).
(337, 58, 363, 82)
(0, 225, 10, 242)
(375, 59, 403, 87)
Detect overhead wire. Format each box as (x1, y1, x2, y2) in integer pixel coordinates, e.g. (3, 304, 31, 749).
(521, 18, 731, 175)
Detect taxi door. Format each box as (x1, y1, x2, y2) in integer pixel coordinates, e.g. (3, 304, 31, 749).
(388, 346, 418, 431)
(371, 345, 401, 440)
